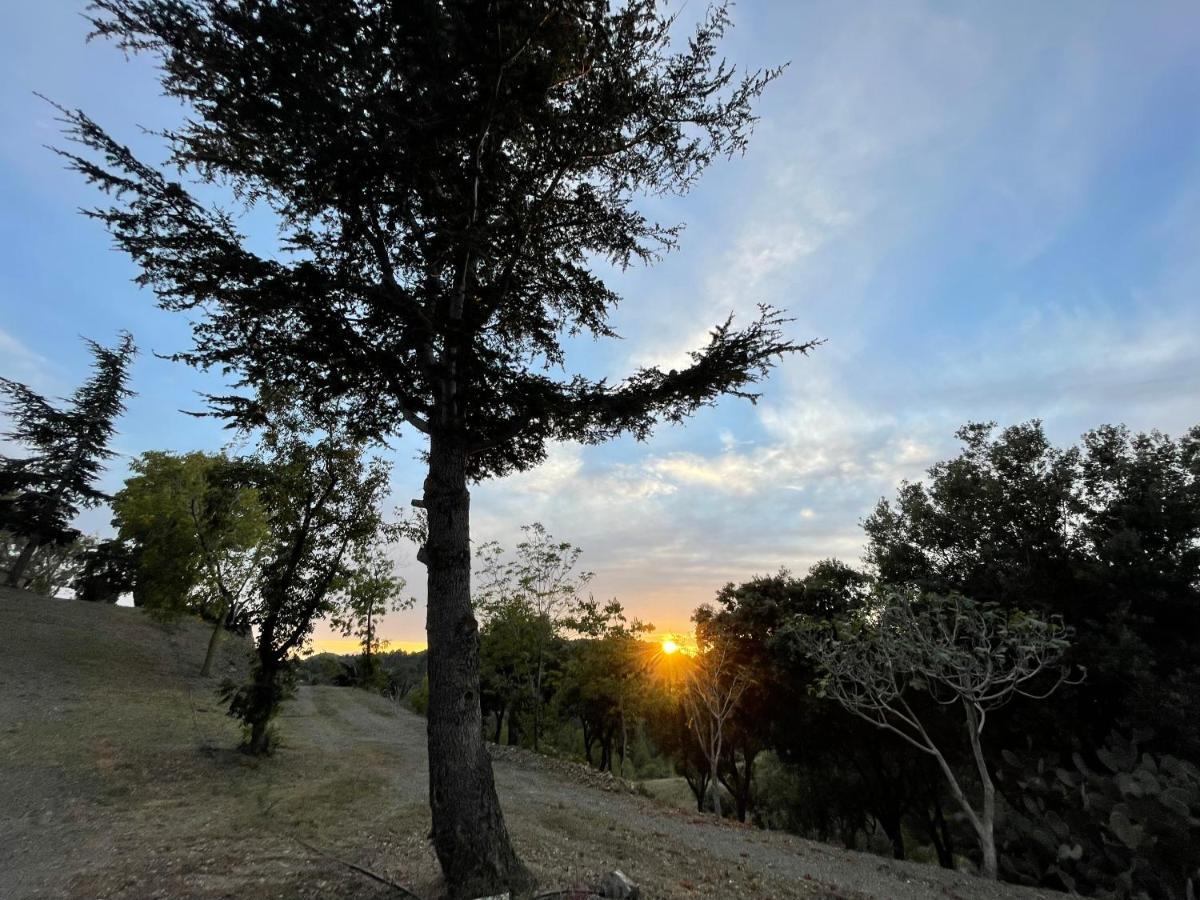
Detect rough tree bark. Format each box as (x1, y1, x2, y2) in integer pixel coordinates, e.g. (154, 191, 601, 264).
(5, 538, 37, 588)
(422, 435, 531, 898)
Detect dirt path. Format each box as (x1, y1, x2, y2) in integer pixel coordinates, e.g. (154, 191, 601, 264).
(0, 593, 1060, 900)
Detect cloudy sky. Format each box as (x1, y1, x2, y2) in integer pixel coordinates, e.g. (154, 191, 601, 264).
(2, 2, 1198, 651)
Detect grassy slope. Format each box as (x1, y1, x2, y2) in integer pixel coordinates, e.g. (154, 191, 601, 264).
(0, 589, 1059, 900)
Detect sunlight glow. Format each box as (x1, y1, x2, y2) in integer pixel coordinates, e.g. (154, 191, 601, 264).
(661, 639, 679, 655)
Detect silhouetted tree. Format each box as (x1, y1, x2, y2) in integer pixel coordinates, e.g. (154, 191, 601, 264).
(476, 523, 592, 750)
(1, 332, 135, 588)
(73, 537, 136, 604)
(57, 3, 809, 892)
(222, 422, 392, 756)
(864, 421, 1200, 760)
(330, 541, 411, 687)
(799, 590, 1079, 879)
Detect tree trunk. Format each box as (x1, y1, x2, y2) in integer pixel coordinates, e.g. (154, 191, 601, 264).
(492, 705, 504, 744)
(422, 436, 531, 899)
(927, 793, 955, 869)
(507, 710, 521, 746)
(201, 613, 224, 677)
(619, 704, 628, 779)
(582, 721, 594, 765)
(963, 701, 998, 879)
(879, 811, 905, 859)
(532, 655, 543, 752)
(5, 537, 38, 588)
(709, 753, 723, 818)
(685, 769, 709, 812)
(247, 714, 270, 755)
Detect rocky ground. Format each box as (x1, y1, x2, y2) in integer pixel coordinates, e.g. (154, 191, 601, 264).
(0, 590, 1063, 899)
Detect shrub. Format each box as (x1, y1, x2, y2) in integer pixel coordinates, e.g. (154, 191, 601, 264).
(999, 732, 1200, 899)
(408, 676, 429, 716)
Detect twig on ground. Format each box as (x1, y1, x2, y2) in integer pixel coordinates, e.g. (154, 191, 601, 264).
(286, 833, 422, 899)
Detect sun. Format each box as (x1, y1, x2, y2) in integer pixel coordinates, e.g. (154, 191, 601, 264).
(661, 639, 679, 655)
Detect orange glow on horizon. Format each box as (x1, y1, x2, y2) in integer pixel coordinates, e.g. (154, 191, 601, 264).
(661, 638, 680, 655)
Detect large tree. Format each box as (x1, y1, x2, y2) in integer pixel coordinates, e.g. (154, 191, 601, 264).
(863, 421, 1200, 760)
(1, 332, 135, 588)
(57, 3, 811, 892)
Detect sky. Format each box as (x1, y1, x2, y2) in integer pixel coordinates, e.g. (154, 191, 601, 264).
(2, 2, 1198, 652)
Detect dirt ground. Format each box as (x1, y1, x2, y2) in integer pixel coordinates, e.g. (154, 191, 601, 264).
(0, 590, 1063, 900)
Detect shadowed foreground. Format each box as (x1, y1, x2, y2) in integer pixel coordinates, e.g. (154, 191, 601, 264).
(0, 590, 1060, 899)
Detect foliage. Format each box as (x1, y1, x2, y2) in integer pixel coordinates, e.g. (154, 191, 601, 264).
(73, 537, 136, 603)
(0, 531, 95, 597)
(863, 420, 1200, 761)
(692, 563, 872, 823)
(219, 659, 294, 756)
(476, 523, 592, 749)
(998, 733, 1200, 900)
(1, 332, 135, 587)
(225, 421, 393, 755)
(329, 540, 411, 677)
(408, 675, 430, 717)
(112, 450, 267, 620)
(555, 598, 654, 774)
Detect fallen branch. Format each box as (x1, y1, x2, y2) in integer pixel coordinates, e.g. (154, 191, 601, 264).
(286, 833, 422, 899)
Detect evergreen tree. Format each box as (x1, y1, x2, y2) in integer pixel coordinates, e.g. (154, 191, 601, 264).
(56, 3, 812, 892)
(1, 332, 135, 588)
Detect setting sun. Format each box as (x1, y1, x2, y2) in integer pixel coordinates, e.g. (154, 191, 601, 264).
(661, 639, 679, 655)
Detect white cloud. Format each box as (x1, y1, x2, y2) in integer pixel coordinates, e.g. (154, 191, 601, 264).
(0, 328, 50, 384)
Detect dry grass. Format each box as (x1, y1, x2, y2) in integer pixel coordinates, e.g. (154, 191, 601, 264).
(0, 589, 1060, 900)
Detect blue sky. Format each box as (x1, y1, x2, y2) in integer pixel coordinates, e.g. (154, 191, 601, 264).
(2, 2, 1198, 650)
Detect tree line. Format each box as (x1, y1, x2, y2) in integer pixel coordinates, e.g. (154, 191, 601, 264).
(4, 333, 1195, 895)
(428, 421, 1198, 899)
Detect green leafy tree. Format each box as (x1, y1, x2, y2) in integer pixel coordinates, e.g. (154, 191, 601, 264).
(479, 597, 544, 747)
(57, 2, 810, 890)
(476, 523, 592, 750)
(558, 597, 653, 774)
(112, 450, 268, 674)
(224, 423, 391, 755)
(1, 332, 135, 588)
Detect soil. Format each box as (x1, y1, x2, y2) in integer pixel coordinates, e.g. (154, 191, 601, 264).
(0, 589, 1063, 900)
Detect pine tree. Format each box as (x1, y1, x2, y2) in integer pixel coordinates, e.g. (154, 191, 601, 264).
(1, 332, 135, 588)
(55, 3, 814, 893)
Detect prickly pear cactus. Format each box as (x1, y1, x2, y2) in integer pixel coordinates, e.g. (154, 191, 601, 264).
(997, 732, 1200, 899)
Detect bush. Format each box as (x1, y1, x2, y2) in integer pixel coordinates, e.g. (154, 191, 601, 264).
(999, 732, 1200, 899)
(408, 675, 429, 716)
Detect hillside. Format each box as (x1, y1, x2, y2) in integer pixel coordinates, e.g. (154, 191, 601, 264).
(0, 589, 1061, 900)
